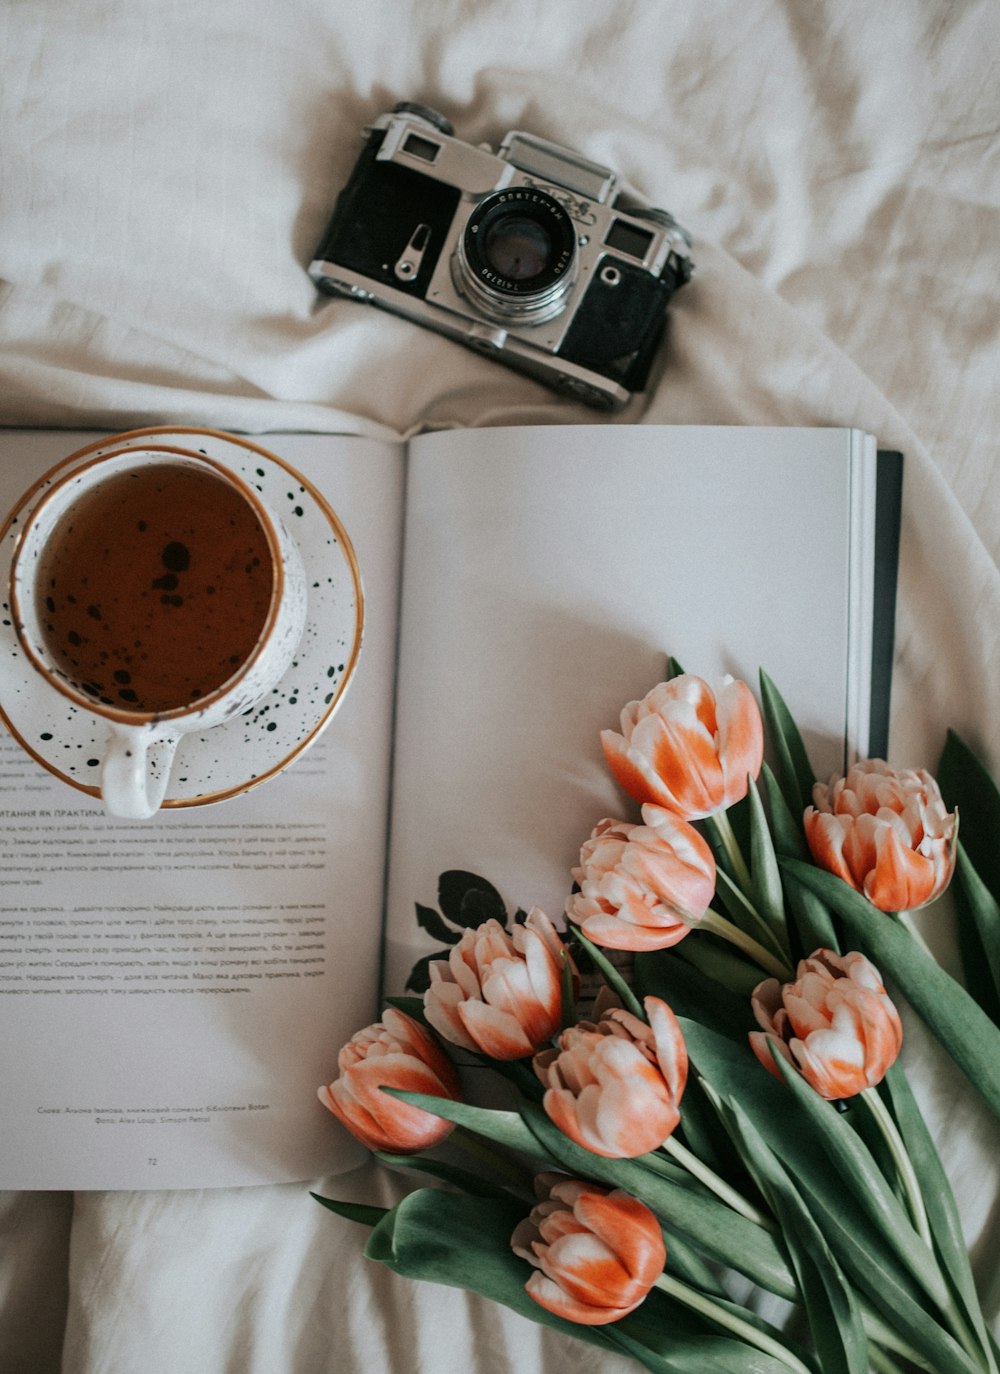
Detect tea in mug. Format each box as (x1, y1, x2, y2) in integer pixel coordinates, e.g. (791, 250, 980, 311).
(35, 463, 274, 713)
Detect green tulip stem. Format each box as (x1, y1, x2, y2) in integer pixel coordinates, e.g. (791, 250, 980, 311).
(450, 1127, 532, 1187)
(712, 865, 793, 965)
(706, 808, 754, 897)
(659, 1133, 773, 1230)
(867, 1345, 909, 1374)
(654, 1272, 813, 1374)
(859, 1087, 932, 1249)
(859, 1089, 994, 1373)
(697, 908, 793, 981)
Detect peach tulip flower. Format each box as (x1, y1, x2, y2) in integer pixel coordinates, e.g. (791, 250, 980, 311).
(601, 674, 764, 820)
(567, 805, 715, 951)
(422, 907, 571, 1060)
(533, 997, 688, 1158)
(511, 1174, 666, 1326)
(318, 1007, 461, 1153)
(749, 949, 902, 1100)
(804, 759, 957, 911)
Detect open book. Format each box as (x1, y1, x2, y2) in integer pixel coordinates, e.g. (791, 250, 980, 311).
(0, 424, 901, 1189)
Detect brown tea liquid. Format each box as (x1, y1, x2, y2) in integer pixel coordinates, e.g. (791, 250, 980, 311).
(36, 464, 274, 713)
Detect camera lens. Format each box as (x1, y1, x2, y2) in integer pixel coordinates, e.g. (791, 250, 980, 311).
(482, 216, 552, 280)
(453, 188, 577, 325)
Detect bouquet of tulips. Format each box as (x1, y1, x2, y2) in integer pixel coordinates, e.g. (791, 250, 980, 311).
(313, 666, 1000, 1374)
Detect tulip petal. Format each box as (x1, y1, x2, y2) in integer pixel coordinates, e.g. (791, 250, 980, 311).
(715, 676, 765, 806)
(600, 729, 677, 809)
(865, 824, 937, 911)
(572, 1190, 667, 1285)
(576, 911, 690, 951)
(318, 1010, 461, 1153)
(523, 1271, 638, 1325)
(458, 998, 537, 1059)
(644, 996, 689, 1102)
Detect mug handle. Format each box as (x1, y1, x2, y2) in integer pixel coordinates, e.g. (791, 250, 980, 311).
(101, 723, 182, 820)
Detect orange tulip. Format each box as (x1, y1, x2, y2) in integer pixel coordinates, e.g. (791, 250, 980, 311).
(804, 759, 957, 911)
(533, 997, 688, 1158)
(511, 1174, 666, 1326)
(601, 674, 764, 820)
(422, 907, 571, 1060)
(318, 1007, 462, 1154)
(566, 805, 715, 951)
(749, 949, 902, 1100)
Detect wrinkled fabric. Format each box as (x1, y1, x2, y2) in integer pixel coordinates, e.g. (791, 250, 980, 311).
(2, 1, 1000, 1371)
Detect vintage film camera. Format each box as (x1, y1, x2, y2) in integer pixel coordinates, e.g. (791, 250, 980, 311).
(309, 102, 693, 409)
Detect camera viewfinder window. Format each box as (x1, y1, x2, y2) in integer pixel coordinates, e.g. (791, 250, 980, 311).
(402, 133, 441, 163)
(604, 219, 655, 260)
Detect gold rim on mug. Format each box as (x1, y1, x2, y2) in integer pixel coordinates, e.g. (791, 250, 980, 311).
(0, 426, 365, 808)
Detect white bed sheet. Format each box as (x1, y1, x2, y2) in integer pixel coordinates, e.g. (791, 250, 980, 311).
(2, 2, 999, 1371)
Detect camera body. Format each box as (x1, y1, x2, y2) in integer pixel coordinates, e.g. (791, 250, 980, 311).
(309, 103, 693, 409)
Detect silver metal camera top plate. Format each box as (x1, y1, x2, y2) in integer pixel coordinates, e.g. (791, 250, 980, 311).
(376, 116, 515, 196)
(499, 132, 617, 204)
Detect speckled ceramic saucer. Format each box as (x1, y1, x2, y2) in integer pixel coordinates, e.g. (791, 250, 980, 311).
(0, 427, 363, 808)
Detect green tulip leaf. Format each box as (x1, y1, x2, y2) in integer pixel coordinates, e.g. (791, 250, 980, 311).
(759, 763, 808, 861)
(779, 872, 841, 961)
(953, 843, 1000, 1012)
(714, 1095, 868, 1374)
(880, 1064, 997, 1362)
(678, 1019, 954, 1317)
(779, 858, 1000, 1122)
(363, 1189, 626, 1360)
(384, 1089, 551, 1160)
(938, 728, 1000, 882)
(571, 926, 645, 1019)
(662, 1230, 729, 1300)
(766, 1050, 951, 1313)
(372, 1151, 527, 1201)
(676, 933, 764, 999)
(758, 670, 815, 817)
(936, 730, 1000, 1017)
(789, 1174, 987, 1374)
(366, 1187, 795, 1374)
(310, 1193, 389, 1227)
(634, 949, 750, 1042)
(516, 1100, 798, 1303)
(746, 775, 791, 952)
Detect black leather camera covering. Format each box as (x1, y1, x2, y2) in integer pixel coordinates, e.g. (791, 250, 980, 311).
(313, 132, 460, 296)
(559, 262, 673, 389)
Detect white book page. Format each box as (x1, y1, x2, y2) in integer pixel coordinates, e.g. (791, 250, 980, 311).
(0, 431, 404, 1189)
(383, 424, 864, 991)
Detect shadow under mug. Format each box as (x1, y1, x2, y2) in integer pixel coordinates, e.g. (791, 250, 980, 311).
(9, 445, 308, 819)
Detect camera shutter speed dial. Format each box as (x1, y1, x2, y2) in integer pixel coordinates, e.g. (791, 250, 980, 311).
(391, 101, 454, 136)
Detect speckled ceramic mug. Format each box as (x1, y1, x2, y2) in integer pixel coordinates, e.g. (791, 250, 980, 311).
(9, 445, 307, 819)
